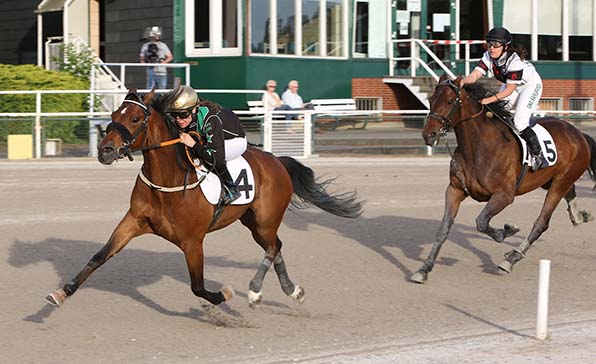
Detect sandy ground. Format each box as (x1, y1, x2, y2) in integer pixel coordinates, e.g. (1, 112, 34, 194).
(1, 157, 595, 364)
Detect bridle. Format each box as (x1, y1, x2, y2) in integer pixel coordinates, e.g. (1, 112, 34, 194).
(106, 92, 151, 160)
(104, 92, 205, 170)
(427, 79, 485, 137)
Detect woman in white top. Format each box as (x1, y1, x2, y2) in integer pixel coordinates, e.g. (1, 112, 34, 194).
(460, 27, 547, 170)
(261, 80, 292, 119)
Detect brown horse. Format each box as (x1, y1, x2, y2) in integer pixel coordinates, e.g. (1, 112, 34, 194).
(44, 88, 363, 307)
(412, 75, 596, 283)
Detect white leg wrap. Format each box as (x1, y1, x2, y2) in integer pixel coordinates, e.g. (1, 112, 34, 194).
(290, 285, 305, 304)
(247, 290, 262, 306)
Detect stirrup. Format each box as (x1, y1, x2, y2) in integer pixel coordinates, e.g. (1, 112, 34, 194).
(222, 186, 241, 205)
(531, 155, 548, 171)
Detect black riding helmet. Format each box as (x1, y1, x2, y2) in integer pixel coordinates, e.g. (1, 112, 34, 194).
(485, 27, 512, 45)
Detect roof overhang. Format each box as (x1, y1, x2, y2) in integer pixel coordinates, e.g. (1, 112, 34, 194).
(35, 0, 67, 13)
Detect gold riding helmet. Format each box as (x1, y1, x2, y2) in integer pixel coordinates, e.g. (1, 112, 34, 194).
(167, 85, 199, 113)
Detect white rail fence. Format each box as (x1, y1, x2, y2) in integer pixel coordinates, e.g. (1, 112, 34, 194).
(1, 89, 595, 160)
(0, 89, 316, 159)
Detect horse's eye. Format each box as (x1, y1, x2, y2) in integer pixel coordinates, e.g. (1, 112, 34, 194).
(447, 99, 453, 104)
(132, 116, 140, 123)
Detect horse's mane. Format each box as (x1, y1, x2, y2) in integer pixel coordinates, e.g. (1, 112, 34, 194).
(150, 91, 191, 171)
(462, 81, 512, 121)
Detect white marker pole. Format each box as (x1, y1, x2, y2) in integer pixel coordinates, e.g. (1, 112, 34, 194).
(536, 259, 551, 340)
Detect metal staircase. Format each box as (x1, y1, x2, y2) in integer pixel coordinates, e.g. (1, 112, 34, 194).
(45, 35, 124, 112)
(386, 39, 488, 109)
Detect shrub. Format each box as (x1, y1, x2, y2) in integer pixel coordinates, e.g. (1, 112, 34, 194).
(0, 64, 90, 143)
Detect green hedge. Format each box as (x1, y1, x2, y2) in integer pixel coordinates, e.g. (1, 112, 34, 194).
(0, 64, 89, 143)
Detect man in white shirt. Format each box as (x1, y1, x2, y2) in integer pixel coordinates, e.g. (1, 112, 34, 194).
(281, 80, 313, 117)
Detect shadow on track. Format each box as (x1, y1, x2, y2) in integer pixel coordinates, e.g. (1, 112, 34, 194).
(283, 210, 517, 280)
(9, 238, 293, 325)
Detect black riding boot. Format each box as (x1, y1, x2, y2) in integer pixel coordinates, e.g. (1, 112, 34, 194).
(217, 167, 241, 205)
(520, 127, 548, 171)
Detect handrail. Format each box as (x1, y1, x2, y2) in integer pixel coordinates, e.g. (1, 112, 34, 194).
(389, 39, 485, 80)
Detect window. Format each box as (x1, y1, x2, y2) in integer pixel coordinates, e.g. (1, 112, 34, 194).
(327, 0, 344, 56)
(185, 0, 242, 57)
(538, 98, 563, 112)
(355, 96, 382, 110)
(569, 97, 594, 119)
(354, 2, 369, 56)
(352, 0, 386, 58)
(302, 0, 320, 56)
(251, 0, 270, 53)
(278, 0, 296, 54)
(569, 97, 594, 111)
(250, 0, 348, 58)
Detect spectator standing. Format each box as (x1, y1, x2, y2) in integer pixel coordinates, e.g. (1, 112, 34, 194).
(140, 26, 173, 90)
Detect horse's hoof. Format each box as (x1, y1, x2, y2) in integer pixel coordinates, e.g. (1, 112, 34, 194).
(498, 260, 513, 273)
(290, 285, 305, 304)
(580, 210, 595, 223)
(221, 285, 235, 302)
(247, 290, 262, 308)
(504, 224, 520, 237)
(44, 288, 66, 307)
(410, 271, 428, 284)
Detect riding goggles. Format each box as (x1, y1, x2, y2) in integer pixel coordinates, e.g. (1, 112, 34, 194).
(169, 109, 193, 119)
(486, 41, 504, 49)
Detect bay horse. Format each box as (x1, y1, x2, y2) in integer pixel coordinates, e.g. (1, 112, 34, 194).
(45, 88, 363, 307)
(411, 75, 596, 283)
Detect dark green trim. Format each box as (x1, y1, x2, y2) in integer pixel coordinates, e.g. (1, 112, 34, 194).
(535, 62, 596, 80)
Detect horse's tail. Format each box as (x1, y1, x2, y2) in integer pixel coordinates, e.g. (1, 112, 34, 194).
(278, 156, 364, 218)
(582, 133, 596, 187)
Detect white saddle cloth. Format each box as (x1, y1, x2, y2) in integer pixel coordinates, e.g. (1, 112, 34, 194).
(195, 156, 256, 205)
(513, 123, 558, 167)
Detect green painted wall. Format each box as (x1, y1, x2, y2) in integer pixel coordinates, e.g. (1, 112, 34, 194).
(535, 62, 596, 79)
(184, 56, 388, 109)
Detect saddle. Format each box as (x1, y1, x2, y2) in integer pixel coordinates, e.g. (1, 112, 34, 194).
(489, 111, 557, 168)
(194, 156, 255, 205)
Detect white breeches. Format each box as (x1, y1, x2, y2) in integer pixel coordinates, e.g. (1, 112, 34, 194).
(224, 137, 247, 161)
(499, 81, 543, 132)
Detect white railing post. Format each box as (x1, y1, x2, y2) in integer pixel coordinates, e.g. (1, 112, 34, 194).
(304, 112, 312, 158)
(263, 112, 272, 153)
(120, 65, 126, 88)
(410, 39, 416, 77)
(35, 92, 42, 159)
(465, 43, 471, 75)
(536, 259, 551, 340)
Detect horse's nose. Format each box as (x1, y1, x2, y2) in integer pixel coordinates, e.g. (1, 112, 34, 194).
(97, 144, 117, 165)
(100, 145, 115, 155)
(422, 131, 437, 146)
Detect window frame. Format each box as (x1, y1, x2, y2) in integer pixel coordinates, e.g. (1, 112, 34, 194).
(185, 0, 243, 57)
(352, 0, 369, 58)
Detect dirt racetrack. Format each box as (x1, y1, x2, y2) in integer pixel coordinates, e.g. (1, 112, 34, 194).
(1, 157, 595, 364)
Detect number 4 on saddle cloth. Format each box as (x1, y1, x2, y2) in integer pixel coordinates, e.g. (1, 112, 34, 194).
(513, 123, 558, 168)
(194, 156, 255, 205)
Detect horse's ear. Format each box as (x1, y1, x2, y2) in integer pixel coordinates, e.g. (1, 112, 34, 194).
(128, 87, 137, 94)
(439, 74, 450, 83)
(454, 75, 463, 85)
(144, 88, 156, 104)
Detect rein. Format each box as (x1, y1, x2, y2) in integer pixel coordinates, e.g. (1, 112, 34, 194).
(427, 79, 485, 137)
(106, 93, 209, 192)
